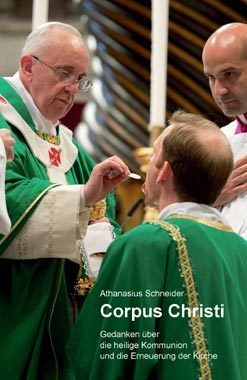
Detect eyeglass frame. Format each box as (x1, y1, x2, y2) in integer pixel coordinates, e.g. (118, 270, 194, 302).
(31, 55, 92, 93)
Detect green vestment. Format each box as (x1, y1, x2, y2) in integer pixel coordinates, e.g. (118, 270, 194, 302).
(0, 77, 120, 380)
(67, 216, 247, 380)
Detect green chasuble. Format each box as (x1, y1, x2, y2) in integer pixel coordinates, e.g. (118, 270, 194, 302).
(0, 77, 120, 380)
(67, 216, 247, 380)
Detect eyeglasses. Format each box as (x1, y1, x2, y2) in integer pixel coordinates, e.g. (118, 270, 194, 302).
(31, 55, 92, 93)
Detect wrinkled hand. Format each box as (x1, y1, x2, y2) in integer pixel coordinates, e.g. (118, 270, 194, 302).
(84, 156, 130, 206)
(0, 129, 15, 161)
(214, 155, 247, 207)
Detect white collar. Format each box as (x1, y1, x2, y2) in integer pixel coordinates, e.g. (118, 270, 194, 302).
(238, 114, 247, 125)
(158, 202, 229, 225)
(4, 72, 58, 136)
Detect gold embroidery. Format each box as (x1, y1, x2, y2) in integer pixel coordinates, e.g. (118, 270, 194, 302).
(74, 277, 95, 296)
(36, 130, 60, 145)
(17, 220, 29, 259)
(47, 192, 56, 255)
(150, 220, 212, 380)
(167, 214, 233, 232)
(89, 200, 106, 221)
(73, 200, 107, 297)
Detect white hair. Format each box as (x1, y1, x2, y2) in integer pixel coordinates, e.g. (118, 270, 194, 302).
(21, 22, 84, 57)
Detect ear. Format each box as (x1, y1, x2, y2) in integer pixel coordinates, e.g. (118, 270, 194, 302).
(156, 161, 173, 184)
(20, 55, 34, 81)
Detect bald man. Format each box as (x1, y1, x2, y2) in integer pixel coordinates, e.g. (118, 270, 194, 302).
(202, 22, 247, 239)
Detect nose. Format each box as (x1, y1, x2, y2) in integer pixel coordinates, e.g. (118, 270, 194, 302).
(213, 78, 229, 97)
(64, 81, 78, 95)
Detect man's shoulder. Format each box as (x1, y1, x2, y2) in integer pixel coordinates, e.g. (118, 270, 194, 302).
(116, 221, 174, 248)
(105, 221, 175, 267)
(128, 221, 173, 234)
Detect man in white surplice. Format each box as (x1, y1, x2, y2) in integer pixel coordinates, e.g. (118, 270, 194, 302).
(203, 22, 247, 239)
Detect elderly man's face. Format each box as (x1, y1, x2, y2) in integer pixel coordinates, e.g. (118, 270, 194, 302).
(28, 35, 89, 122)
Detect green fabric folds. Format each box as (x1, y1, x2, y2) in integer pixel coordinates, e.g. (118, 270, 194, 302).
(67, 218, 247, 380)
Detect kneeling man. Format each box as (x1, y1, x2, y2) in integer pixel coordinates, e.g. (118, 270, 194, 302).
(68, 111, 247, 380)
